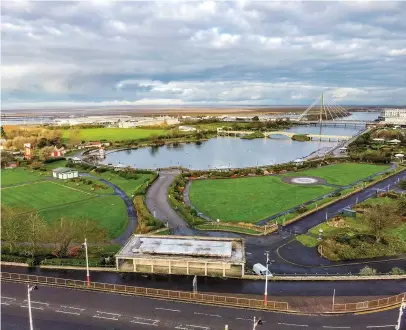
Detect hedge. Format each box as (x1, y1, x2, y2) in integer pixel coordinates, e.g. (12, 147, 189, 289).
(134, 195, 164, 234)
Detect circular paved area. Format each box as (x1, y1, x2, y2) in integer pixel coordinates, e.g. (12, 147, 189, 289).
(283, 176, 327, 185)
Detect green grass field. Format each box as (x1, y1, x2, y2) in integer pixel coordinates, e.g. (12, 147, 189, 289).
(63, 128, 168, 142)
(1, 168, 45, 186)
(91, 171, 154, 196)
(40, 196, 128, 239)
(1, 181, 95, 210)
(283, 163, 390, 186)
(1, 180, 127, 239)
(189, 176, 334, 223)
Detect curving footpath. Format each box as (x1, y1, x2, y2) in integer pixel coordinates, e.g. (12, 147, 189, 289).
(81, 173, 137, 245)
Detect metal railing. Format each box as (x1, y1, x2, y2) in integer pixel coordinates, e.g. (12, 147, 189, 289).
(0, 272, 289, 312)
(333, 292, 406, 313)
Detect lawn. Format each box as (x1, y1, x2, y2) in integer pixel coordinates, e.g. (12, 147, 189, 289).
(63, 128, 168, 142)
(189, 176, 334, 223)
(40, 196, 128, 239)
(91, 171, 154, 196)
(1, 180, 127, 239)
(283, 163, 391, 186)
(1, 181, 95, 210)
(1, 168, 45, 186)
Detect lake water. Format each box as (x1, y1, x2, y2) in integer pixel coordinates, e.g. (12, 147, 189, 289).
(102, 112, 379, 170)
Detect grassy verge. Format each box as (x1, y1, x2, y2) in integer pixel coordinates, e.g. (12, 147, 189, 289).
(196, 223, 262, 235)
(1, 168, 44, 186)
(62, 127, 168, 142)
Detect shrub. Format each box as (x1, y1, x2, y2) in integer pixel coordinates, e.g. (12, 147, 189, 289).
(296, 205, 308, 214)
(359, 266, 377, 276)
(390, 267, 405, 275)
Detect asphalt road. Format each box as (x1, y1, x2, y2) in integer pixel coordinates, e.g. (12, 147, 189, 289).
(1, 282, 404, 330)
(146, 170, 195, 236)
(2, 265, 405, 299)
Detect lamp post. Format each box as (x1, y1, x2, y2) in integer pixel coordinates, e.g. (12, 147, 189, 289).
(83, 238, 90, 286)
(264, 251, 272, 305)
(27, 284, 38, 330)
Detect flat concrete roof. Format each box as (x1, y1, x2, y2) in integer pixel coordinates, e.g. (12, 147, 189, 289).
(116, 235, 244, 264)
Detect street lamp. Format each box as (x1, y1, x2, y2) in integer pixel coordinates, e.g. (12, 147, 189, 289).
(264, 251, 273, 305)
(27, 284, 38, 330)
(83, 238, 90, 286)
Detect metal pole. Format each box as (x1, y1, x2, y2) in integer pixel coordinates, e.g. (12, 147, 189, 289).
(28, 285, 34, 330)
(264, 251, 269, 305)
(84, 238, 90, 286)
(332, 289, 336, 311)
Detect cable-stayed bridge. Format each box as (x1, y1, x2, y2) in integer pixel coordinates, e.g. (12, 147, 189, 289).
(296, 93, 376, 126)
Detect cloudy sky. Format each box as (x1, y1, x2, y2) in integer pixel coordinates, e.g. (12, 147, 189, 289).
(1, 0, 406, 109)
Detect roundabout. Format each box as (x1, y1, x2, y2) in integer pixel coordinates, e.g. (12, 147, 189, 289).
(283, 176, 327, 185)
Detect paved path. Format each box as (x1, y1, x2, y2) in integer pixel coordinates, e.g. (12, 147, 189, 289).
(81, 173, 137, 245)
(2, 282, 403, 329)
(146, 170, 196, 236)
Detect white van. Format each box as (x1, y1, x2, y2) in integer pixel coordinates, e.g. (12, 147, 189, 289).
(252, 263, 272, 276)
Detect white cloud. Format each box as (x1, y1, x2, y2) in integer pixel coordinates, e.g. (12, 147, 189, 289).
(1, 1, 405, 108)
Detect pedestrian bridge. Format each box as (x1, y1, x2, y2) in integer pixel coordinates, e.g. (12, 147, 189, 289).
(217, 128, 352, 141)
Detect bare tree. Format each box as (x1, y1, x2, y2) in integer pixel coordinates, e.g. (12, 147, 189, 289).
(68, 128, 81, 146)
(25, 212, 47, 258)
(0, 205, 28, 252)
(364, 204, 401, 243)
(46, 217, 108, 257)
(38, 146, 55, 160)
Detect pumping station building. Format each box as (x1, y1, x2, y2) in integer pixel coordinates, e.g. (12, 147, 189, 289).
(115, 235, 246, 277)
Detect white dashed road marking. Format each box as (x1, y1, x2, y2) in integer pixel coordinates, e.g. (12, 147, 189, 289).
(366, 326, 396, 329)
(194, 312, 221, 318)
(131, 317, 160, 326)
(93, 311, 121, 321)
(278, 323, 308, 327)
(175, 325, 210, 330)
(155, 307, 181, 312)
(323, 327, 351, 329)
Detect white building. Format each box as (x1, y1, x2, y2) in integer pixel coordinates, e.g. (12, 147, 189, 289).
(116, 235, 246, 277)
(178, 125, 197, 132)
(381, 109, 406, 125)
(52, 167, 79, 179)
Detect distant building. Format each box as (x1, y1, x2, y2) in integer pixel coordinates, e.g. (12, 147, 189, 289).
(381, 109, 406, 125)
(52, 167, 79, 180)
(99, 147, 106, 158)
(24, 143, 33, 160)
(5, 161, 19, 169)
(178, 125, 197, 132)
(50, 146, 65, 158)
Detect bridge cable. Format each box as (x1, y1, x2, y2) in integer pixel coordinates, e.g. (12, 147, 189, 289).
(324, 102, 339, 121)
(298, 97, 319, 121)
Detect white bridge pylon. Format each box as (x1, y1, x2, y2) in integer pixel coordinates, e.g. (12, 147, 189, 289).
(297, 94, 354, 122)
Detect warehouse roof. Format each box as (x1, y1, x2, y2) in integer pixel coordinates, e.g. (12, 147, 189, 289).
(116, 235, 244, 264)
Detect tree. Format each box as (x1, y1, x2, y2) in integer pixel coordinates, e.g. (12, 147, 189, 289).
(0, 151, 14, 168)
(25, 212, 47, 258)
(1, 126, 6, 138)
(38, 146, 55, 160)
(68, 128, 81, 146)
(0, 205, 28, 253)
(46, 217, 108, 257)
(364, 204, 401, 243)
(396, 195, 406, 216)
(252, 116, 259, 121)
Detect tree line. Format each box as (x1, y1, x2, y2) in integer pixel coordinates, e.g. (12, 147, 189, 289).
(1, 205, 108, 259)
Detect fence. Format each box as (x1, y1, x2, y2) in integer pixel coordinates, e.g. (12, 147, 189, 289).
(333, 292, 405, 313)
(0, 272, 289, 312)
